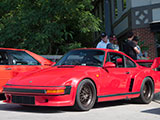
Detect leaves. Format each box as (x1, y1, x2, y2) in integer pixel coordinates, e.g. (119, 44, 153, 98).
(0, 0, 101, 54)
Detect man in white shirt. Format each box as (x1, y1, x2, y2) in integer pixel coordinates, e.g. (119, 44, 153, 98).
(96, 32, 110, 48)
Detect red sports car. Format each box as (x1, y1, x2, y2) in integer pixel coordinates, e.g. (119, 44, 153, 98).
(0, 48, 53, 93)
(3, 48, 160, 111)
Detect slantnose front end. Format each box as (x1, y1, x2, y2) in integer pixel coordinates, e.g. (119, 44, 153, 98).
(3, 85, 75, 107)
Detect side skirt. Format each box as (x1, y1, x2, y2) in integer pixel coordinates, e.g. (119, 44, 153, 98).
(97, 92, 140, 102)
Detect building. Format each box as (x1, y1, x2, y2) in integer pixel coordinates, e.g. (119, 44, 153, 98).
(94, 0, 160, 59)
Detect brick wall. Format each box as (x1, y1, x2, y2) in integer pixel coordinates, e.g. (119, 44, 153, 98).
(132, 27, 157, 59)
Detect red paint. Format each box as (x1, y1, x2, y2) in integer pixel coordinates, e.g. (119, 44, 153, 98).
(0, 48, 53, 93)
(3, 48, 160, 107)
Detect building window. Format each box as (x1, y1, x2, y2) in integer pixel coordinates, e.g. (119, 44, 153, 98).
(122, 0, 127, 10)
(156, 32, 160, 57)
(114, 0, 118, 18)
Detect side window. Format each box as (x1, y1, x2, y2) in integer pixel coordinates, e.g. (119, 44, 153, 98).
(125, 57, 136, 68)
(8, 51, 40, 65)
(0, 51, 9, 65)
(107, 52, 124, 68)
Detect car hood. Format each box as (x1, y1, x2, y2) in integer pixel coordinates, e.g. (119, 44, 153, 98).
(7, 66, 99, 86)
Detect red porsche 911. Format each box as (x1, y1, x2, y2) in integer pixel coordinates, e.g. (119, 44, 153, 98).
(0, 48, 53, 94)
(3, 48, 160, 111)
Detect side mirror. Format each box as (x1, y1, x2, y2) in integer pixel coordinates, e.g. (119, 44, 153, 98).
(103, 62, 116, 69)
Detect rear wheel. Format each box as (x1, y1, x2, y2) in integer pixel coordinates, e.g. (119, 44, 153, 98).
(74, 79, 96, 111)
(0, 94, 6, 100)
(137, 77, 154, 104)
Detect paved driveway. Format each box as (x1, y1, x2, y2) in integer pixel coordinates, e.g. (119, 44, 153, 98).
(0, 100, 160, 120)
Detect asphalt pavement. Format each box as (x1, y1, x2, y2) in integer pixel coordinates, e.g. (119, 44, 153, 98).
(0, 99, 160, 120)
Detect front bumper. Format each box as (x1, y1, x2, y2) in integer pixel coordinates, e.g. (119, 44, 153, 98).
(3, 86, 71, 95)
(3, 85, 75, 107)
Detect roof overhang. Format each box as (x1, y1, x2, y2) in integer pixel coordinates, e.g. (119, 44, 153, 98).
(150, 21, 160, 32)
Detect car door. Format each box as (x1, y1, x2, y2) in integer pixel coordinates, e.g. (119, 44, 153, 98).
(101, 52, 137, 95)
(0, 50, 13, 92)
(7, 50, 42, 78)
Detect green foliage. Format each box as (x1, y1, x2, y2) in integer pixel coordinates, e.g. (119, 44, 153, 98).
(60, 42, 82, 54)
(0, 0, 101, 54)
(138, 41, 149, 52)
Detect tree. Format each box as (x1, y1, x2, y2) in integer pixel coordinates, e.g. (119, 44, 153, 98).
(0, 0, 101, 54)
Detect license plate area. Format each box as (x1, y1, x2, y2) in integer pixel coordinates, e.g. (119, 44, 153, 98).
(12, 95, 35, 105)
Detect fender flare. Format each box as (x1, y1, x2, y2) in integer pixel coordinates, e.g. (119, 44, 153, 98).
(132, 70, 155, 92)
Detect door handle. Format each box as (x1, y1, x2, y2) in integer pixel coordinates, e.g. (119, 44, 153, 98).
(5, 68, 12, 70)
(126, 72, 130, 74)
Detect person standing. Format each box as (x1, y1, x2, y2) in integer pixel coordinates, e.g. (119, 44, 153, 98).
(106, 35, 114, 49)
(107, 34, 119, 50)
(113, 40, 119, 51)
(124, 32, 140, 60)
(112, 34, 119, 51)
(132, 36, 143, 59)
(96, 32, 109, 48)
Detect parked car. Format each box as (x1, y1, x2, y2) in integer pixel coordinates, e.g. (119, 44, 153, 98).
(3, 48, 160, 111)
(0, 48, 53, 93)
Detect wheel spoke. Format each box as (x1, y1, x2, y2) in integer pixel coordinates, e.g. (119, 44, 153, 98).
(79, 83, 93, 106)
(143, 82, 152, 100)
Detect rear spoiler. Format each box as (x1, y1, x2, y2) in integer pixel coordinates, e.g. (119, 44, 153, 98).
(135, 60, 153, 63)
(151, 57, 160, 69)
(135, 57, 160, 69)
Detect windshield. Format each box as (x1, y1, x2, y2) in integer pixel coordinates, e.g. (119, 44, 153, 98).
(55, 49, 105, 67)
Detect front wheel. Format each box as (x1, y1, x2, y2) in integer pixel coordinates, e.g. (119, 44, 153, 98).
(137, 77, 154, 104)
(74, 79, 97, 111)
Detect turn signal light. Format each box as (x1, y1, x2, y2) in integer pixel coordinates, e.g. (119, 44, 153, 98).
(46, 89, 65, 94)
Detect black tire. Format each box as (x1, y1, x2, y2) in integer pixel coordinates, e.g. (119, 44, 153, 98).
(137, 77, 154, 104)
(0, 93, 6, 100)
(74, 79, 97, 111)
